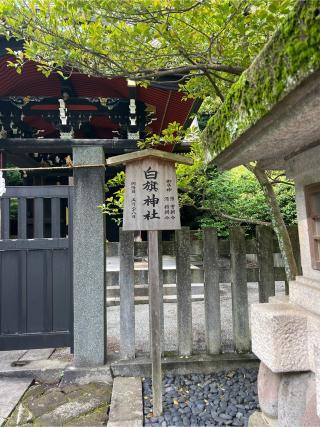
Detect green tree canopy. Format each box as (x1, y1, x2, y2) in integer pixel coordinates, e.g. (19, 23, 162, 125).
(0, 1, 298, 278)
(177, 141, 296, 236)
(103, 140, 296, 236)
(0, 0, 293, 101)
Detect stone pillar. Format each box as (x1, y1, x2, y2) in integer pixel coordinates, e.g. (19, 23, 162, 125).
(72, 145, 106, 366)
(257, 362, 281, 420)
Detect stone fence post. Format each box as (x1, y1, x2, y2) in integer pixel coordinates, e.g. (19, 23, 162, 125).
(72, 145, 106, 366)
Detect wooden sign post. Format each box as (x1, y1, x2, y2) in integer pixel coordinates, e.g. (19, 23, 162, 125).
(107, 149, 193, 416)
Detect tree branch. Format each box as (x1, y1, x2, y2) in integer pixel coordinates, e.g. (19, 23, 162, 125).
(215, 211, 271, 226)
(245, 162, 298, 280)
(203, 71, 224, 101)
(96, 1, 204, 24)
(135, 63, 244, 79)
(183, 203, 272, 227)
(270, 180, 295, 186)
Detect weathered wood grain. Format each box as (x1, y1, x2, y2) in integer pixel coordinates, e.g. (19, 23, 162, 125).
(203, 228, 221, 354)
(119, 229, 135, 360)
(230, 227, 250, 353)
(148, 230, 162, 416)
(176, 227, 192, 356)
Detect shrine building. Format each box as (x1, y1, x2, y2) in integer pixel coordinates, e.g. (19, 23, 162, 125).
(204, 2, 320, 425)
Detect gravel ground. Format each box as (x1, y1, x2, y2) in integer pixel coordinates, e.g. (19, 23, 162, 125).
(143, 368, 259, 427)
(107, 282, 285, 353)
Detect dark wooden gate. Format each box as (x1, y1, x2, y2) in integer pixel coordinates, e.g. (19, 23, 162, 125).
(0, 186, 73, 350)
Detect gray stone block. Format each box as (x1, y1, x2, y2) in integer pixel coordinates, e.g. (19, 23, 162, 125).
(258, 362, 281, 419)
(0, 378, 32, 420)
(111, 353, 259, 377)
(302, 393, 320, 427)
(0, 359, 69, 384)
(278, 371, 315, 427)
(73, 145, 106, 367)
(108, 377, 143, 427)
(61, 366, 112, 386)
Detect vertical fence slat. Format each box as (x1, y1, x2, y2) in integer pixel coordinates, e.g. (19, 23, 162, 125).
(257, 225, 275, 303)
(119, 229, 135, 359)
(19, 251, 27, 333)
(176, 227, 192, 356)
(18, 198, 27, 239)
(203, 228, 221, 354)
(230, 226, 250, 353)
(0, 198, 10, 239)
(51, 197, 61, 238)
(34, 198, 44, 238)
(44, 250, 53, 332)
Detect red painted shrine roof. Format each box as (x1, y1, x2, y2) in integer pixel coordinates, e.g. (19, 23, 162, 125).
(0, 50, 195, 139)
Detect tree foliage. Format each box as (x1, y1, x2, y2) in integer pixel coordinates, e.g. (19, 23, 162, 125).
(6, 164, 23, 186)
(102, 139, 296, 236)
(0, 0, 298, 277)
(177, 141, 296, 236)
(0, 0, 293, 101)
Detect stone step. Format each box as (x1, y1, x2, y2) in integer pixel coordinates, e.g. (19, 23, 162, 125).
(107, 293, 205, 306)
(108, 377, 143, 427)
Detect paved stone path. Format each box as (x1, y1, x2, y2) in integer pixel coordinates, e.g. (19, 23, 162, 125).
(0, 349, 53, 371)
(5, 381, 112, 426)
(0, 349, 54, 426)
(0, 348, 113, 426)
(0, 378, 33, 426)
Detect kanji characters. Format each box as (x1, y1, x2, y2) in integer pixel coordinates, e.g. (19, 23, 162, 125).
(144, 209, 160, 220)
(143, 180, 158, 192)
(144, 166, 158, 180)
(144, 194, 159, 207)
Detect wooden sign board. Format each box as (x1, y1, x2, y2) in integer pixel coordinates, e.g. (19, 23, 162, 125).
(107, 149, 193, 416)
(123, 157, 180, 231)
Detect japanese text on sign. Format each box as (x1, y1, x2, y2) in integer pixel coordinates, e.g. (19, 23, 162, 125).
(123, 157, 181, 231)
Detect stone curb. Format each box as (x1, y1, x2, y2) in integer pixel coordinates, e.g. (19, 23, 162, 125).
(0, 363, 114, 387)
(107, 377, 143, 427)
(61, 365, 113, 385)
(111, 352, 259, 377)
(0, 360, 71, 384)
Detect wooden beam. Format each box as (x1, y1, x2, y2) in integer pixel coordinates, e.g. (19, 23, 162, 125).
(0, 139, 138, 153)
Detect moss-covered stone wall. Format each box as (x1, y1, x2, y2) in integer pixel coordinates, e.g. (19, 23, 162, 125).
(203, 0, 320, 160)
